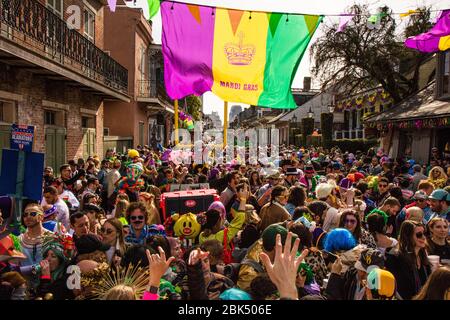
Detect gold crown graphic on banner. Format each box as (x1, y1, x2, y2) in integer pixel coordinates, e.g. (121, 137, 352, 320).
(224, 32, 256, 66)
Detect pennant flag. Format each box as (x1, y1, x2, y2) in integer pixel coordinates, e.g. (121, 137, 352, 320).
(405, 10, 450, 52)
(367, 12, 386, 30)
(400, 10, 420, 19)
(148, 0, 160, 19)
(337, 14, 353, 33)
(107, 0, 117, 12)
(161, 2, 322, 109)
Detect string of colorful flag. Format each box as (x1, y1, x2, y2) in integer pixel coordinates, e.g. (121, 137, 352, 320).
(107, 1, 445, 23)
(107, 1, 449, 54)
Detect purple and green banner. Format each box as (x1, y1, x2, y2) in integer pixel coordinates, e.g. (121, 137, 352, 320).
(161, 2, 322, 109)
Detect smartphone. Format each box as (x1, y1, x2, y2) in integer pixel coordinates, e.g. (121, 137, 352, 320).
(322, 250, 339, 263)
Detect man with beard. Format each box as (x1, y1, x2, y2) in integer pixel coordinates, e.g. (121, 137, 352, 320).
(18, 203, 52, 268)
(42, 186, 70, 230)
(428, 189, 450, 229)
(373, 177, 391, 207)
(59, 164, 85, 192)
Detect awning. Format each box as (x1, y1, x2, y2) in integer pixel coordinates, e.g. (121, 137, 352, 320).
(267, 112, 289, 124)
(365, 82, 450, 123)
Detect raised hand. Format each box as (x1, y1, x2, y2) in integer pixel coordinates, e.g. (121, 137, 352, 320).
(188, 248, 209, 266)
(259, 232, 309, 300)
(146, 247, 175, 287)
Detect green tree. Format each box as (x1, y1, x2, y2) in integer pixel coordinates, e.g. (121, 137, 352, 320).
(311, 5, 434, 104)
(185, 95, 202, 121)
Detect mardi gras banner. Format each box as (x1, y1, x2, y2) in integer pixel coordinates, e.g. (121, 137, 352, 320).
(161, 2, 322, 109)
(405, 10, 450, 53)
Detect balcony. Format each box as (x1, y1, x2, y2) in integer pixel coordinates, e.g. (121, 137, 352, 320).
(0, 0, 129, 101)
(137, 79, 173, 113)
(334, 129, 365, 140)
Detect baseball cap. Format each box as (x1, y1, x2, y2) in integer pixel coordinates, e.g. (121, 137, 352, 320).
(261, 224, 297, 252)
(367, 268, 396, 299)
(429, 189, 449, 201)
(43, 205, 57, 219)
(413, 190, 428, 200)
(75, 234, 110, 255)
(354, 248, 384, 273)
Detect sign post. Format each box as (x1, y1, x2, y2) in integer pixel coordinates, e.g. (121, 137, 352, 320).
(0, 124, 43, 238)
(11, 124, 35, 152)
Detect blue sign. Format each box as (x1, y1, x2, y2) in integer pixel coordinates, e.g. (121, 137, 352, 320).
(10, 124, 34, 152)
(0, 149, 45, 201)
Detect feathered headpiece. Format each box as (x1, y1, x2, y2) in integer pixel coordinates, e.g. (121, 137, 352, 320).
(81, 263, 149, 300)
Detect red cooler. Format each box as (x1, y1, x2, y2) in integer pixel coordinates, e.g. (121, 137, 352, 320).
(160, 189, 219, 220)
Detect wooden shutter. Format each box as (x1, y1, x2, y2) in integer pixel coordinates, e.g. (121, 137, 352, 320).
(0, 124, 11, 168)
(83, 128, 96, 159)
(45, 127, 66, 170)
(55, 128, 66, 169)
(45, 128, 56, 169)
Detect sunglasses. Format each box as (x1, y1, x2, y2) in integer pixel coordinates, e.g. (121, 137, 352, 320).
(101, 228, 114, 235)
(23, 212, 40, 218)
(379, 184, 388, 188)
(416, 199, 426, 203)
(130, 215, 144, 222)
(415, 232, 425, 239)
(345, 219, 357, 225)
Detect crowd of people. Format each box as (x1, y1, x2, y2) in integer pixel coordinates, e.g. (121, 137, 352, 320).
(0, 144, 449, 300)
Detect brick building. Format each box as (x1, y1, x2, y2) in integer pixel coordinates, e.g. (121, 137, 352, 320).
(0, 0, 129, 170)
(103, 5, 174, 152)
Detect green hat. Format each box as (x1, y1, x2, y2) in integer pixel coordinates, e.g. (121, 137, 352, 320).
(261, 224, 298, 252)
(429, 189, 449, 201)
(366, 209, 388, 225)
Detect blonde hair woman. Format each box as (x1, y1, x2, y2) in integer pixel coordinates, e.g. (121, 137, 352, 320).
(139, 192, 161, 225)
(114, 200, 129, 226)
(428, 166, 448, 189)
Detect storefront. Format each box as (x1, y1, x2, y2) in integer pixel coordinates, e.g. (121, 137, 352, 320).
(365, 82, 450, 164)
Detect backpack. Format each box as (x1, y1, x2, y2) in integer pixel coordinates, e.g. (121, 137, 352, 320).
(223, 258, 265, 284)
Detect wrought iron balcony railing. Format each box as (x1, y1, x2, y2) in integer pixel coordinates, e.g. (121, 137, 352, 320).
(0, 0, 128, 94)
(137, 79, 172, 105)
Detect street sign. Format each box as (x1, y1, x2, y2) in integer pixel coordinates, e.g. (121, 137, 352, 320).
(0, 149, 44, 200)
(10, 124, 34, 152)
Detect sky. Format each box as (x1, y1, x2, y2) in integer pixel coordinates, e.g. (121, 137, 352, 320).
(125, 0, 446, 122)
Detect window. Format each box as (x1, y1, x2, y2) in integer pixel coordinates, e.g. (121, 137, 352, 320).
(84, 9, 95, 43)
(437, 50, 450, 99)
(103, 128, 109, 136)
(46, 0, 63, 17)
(45, 111, 56, 125)
(443, 51, 449, 95)
(82, 116, 95, 128)
(139, 122, 144, 146)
